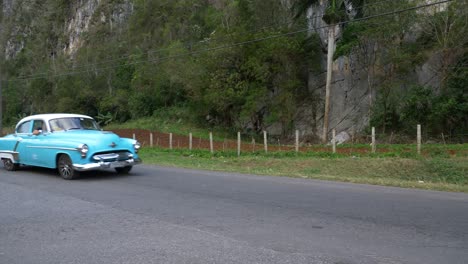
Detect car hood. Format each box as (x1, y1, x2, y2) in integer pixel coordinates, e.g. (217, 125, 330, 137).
(49, 130, 132, 147)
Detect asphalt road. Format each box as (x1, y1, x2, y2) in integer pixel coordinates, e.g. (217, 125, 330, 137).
(0, 164, 467, 264)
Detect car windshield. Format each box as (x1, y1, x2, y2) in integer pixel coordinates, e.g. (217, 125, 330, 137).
(49, 117, 101, 132)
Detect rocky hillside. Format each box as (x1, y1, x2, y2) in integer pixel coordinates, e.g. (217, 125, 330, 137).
(1, 0, 466, 142)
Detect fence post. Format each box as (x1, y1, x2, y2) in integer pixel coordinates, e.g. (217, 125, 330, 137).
(189, 133, 192, 150)
(150, 132, 153, 147)
(209, 132, 214, 154)
(169, 133, 173, 150)
(295, 130, 299, 153)
(237, 132, 241, 156)
(371, 127, 376, 153)
(332, 129, 336, 153)
(263, 131, 268, 154)
(252, 138, 256, 152)
(133, 133, 136, 140)
(417, 124, 421, 155)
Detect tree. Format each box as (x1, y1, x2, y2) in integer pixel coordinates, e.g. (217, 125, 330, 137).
(294, 0, 362, 142)
(418, 0, 468, 90)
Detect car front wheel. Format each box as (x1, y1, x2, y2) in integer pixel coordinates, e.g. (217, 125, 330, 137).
(58, 155, 78, 180)
(3, 159, 19, 171)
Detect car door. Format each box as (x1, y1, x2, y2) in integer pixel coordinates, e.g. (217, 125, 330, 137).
(14, 120, 34, 165)
(15, 119, 50, 167)
(27, 119, 52, 167)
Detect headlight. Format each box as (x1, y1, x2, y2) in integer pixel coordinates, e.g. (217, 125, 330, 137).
(133, 141, 141, 153)
(77, 144, 89, 158)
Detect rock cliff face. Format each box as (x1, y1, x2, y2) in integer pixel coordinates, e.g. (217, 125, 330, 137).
(64, 0, 102, 55)
(64, 0, 133, 55)
(1, 0, 133, 57)
(0, 1, 453, 140)
(1, 0, 13, 16)
(2, 0, 23, 59)
(295, 52, 374, 141)
(291, 1, 450, 141)
(291, 1, 372, 141)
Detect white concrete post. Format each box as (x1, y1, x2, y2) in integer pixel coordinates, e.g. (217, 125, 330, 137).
(295, 130, 299, 153)
(189, 133, 192, 150)
(237, 132, 241, 156)
(209, 132, 214, 154)
(371, 127, 376, 153)
(332, 129, 336, 154)
(169, 133, 173, 150)
(417, 124, 421, 155)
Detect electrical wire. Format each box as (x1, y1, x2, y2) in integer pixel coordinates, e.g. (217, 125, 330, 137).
(8, 0, 456, 82)
(9, 0, 422, 79)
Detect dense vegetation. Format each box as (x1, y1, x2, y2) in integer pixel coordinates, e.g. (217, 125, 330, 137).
(0, 0, 466, 140)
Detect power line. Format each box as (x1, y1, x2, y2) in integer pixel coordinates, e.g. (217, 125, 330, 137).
(8, 0, 455, 82)
(10, 0, 423, 80)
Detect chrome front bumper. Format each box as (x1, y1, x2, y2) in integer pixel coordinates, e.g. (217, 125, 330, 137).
(73, 158, 142, 172)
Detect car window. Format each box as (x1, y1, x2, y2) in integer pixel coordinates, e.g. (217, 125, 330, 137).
(49, 119, 64, 131)
(80, 118, 100, 130)
(32, 120, 47, 132)
(16, 121, 32, 134)
(49, 117, 100, 131)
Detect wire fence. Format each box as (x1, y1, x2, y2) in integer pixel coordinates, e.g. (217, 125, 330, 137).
(111, 125, 467, 156)
(1, 125, 465, 155)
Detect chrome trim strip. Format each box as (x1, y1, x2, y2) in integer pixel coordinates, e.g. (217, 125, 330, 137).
(26, 146, 77, 151)
(13, 138, 22, 151)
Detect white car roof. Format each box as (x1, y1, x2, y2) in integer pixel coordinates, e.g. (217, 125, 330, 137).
(17, 113, 93, 125)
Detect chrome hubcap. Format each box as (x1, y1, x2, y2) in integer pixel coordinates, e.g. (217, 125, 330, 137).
(59, 160, 72, 177)
(4, 160, 12, 170)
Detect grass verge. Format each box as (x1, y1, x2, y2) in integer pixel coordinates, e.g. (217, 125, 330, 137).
(139, 147, 468, 193)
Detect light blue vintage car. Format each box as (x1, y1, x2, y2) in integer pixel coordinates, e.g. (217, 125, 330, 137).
(0, 113, 141, 179)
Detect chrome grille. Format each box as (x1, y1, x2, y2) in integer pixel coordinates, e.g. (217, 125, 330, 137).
(92, 151, 133, 161)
